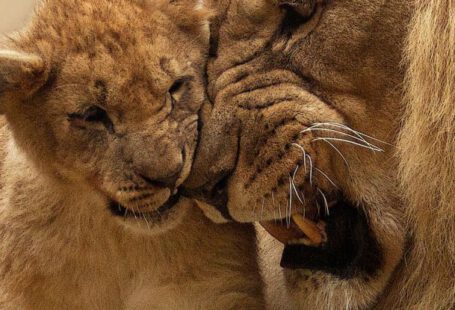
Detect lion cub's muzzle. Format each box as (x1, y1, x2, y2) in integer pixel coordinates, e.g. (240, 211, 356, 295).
(105, 149, 189, 220)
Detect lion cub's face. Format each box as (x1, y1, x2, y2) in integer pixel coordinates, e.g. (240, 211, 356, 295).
(0, 0, 210, 233)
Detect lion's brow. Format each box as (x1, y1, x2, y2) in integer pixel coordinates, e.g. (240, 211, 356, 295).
(95, 79, 108, 104)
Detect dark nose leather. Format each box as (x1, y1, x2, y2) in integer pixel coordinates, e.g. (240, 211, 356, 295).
(137, 149, 185, 190)
(138, 168, 181, 190)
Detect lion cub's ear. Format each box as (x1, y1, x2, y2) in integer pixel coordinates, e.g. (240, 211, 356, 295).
(0, 49, 48, 113)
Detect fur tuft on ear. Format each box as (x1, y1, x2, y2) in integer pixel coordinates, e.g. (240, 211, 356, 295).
(0, 50, 48, 112)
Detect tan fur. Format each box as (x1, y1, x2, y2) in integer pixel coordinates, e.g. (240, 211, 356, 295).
(186, 0, 454, 309)
(0, 0, 264, 308)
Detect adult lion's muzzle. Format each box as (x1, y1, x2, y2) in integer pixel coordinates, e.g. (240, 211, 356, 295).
(183, 98, 241, 222)
(182, 175, 233, 223)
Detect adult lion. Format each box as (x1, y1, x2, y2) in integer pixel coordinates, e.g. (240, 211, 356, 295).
(185, 0, 454, 309)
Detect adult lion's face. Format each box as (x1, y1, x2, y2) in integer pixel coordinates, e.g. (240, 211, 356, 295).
(186, 0, 412, 307)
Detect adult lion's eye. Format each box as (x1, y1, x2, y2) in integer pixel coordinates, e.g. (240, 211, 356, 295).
(68, 105, 115, 133)
(281, 0, 316, 16)
(279, 0, 318, 32)
(82, 106, 109, 122)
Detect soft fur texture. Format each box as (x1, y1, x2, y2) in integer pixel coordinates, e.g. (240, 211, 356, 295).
(0, 0, 264, 308)
(377, 1, 455, 309)
(185, 0, 454, 309)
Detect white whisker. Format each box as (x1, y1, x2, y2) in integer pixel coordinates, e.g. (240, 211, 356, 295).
(324, 122, 392, 145)
(306, 154, 313, 184)
(307, 122, 392, 146)
(317, 188, 330, 216)
(291, 143, 307, 172)
(288, 177, 293, 228)
(303, 127, 380, 151)
(313, 137, 383, 152)
(291, 166, 304, 204)
(292, 165, 299, 179)
(142, 213, 151, 230)
(314, 167, 338, 189)
(319, 138, 350, 167)
(132, 207, 139, 225)
(275, 192, 284, 225)
(253, 198, 257, 215)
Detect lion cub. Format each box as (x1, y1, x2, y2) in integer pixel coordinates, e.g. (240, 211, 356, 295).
(0, 0, 263, 309)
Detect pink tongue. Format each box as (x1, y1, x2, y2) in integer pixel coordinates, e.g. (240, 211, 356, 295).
(260, 220, 306, 244)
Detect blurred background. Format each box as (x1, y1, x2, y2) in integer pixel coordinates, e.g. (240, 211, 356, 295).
(0, 0, 38, 35)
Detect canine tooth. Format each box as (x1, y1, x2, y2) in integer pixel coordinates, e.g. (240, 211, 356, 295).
(292, 214, 324, 245)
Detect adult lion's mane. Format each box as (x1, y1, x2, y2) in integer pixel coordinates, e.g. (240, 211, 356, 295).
(390, 1, 455, 308)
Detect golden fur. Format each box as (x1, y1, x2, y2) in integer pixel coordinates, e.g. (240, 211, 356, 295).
(378, 1, 455, 308)
(186, 0, 454, 309)
(0, 0, 264, 308)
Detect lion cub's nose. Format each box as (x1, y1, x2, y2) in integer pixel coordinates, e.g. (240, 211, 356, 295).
(137, 150, 184, 190)
(138, 169, 181, 189)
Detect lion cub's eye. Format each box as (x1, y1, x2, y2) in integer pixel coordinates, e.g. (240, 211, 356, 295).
(68, 106, 115, 133)
(168, 78, 186, 105)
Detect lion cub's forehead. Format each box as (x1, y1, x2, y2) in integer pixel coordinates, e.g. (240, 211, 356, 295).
(52, 53, 196, 122)
(16, 0, 192, 67)
(14, 0, 199, 101)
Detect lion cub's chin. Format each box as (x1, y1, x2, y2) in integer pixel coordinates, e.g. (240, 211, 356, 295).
(109, 195, 192, 236)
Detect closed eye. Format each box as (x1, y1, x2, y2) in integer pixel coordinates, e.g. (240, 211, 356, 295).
(169, 79, 185, 96)
(280, 1, 318, 36)
(168, 76, 193, 106)
(68, 105, 115, 133)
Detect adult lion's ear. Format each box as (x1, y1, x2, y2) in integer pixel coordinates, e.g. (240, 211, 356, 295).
(0, 49, 48, 113)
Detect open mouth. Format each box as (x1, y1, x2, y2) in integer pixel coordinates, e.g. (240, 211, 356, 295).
(109, 191, 181, 218)
(260, 195, 339, 247)
(260, 196, 383, 277)
(261, 213, 328, 247)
